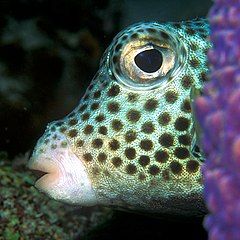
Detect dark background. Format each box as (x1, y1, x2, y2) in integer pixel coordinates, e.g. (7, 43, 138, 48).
(0, 0, 212, 239)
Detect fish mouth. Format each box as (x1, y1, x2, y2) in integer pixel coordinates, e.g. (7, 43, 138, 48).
(31, 169, 48, 178)
(27, 157, 60, 190)
(27, 130, 98, 205)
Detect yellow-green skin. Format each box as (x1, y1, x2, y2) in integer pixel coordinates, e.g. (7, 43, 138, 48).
(30, 19, 211, 216)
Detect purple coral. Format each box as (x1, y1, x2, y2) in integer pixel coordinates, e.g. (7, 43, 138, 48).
(195, 0, 240, 239)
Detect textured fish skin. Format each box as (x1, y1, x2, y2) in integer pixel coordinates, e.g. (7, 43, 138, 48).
(29, 19, 211, 216)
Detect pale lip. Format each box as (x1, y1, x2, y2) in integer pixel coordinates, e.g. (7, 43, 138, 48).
(27, 157, 60, 190)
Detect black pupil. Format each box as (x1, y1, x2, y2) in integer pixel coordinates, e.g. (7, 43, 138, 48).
(134, 48, 163, 73)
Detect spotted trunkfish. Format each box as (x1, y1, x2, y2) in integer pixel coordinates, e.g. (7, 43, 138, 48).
(28, 18, 211, 216)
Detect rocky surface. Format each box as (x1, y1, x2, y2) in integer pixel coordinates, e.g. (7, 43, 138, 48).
(0, 153, 112, 239)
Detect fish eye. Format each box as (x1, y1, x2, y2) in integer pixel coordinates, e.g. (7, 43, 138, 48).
(118, 42, 176, 87)
(134, 48, 163, 73)
(109, 24, 187, 91)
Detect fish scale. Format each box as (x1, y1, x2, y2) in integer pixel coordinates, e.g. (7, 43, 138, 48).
(28, 18, 211, 216)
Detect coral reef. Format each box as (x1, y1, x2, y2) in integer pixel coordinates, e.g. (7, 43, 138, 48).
(195, 0, 240, 239)
(0, 153, 112, 239)
(0, 1, 213, 239)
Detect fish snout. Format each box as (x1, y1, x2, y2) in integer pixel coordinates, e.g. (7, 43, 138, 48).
(28, 129, 98, 205)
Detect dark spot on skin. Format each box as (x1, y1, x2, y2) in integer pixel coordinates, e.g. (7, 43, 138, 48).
(81, 113, 90, 121)
(92, 138, 103, 149)
(137, 28, 144, 33)
(60, 127, 67, 133)
(91, 103, 99, 110)
(112, 55, 118, 64)
(112, 119, 123, 131)
(182, 75, 193, 89)
(97, 153, 107, 163)
(84, 125, 93, 135)
(139, 155, 150, 167)
(139, 173, 146, 181)
(200, 72, 208, 81)
(61, 141, 67, 148)
(115, 43, 122, 52)
(146, 28, 157, 33)
(126, 164, 137, 175)
(186, 28, 196, 35)
(121, 35, 128, 41)
(190, 58, 200, 68)
(107, 102, 120, 113)
(50, 126, 56, 132)
(88, 84, 94, 91)
(158, 112, 171, 126)
(174, 117, 190, 131)
(75, 139, 84, 147)
(178, 135, 191, 146)
(93, 91, 101, 99)
(92, 167, 100, 175)
(165, 91, 178, 103)
(200, 33, 208, 39)
(127, 109, 141, 122)
(83, 153, 93, 162)
(109, 139, 120, 151)
(190, 43, 198, 51)
(68, 118, 78, 126)
(51, 144, 57, 149)
(107, 85, 120, 97)
(103, 170, 110, 177)
(170, 161, 182, 175)
(174, 147, 190, 159)
(154, 150, 169, 163)
(83, 93, 89, 101)
(125, 148, 136, 160)
(131, 33, 139, 39)
(115, 66, 120, 73)
(161, 32, 169, 39)
(112, 157, 122, 167)
(186, 160, 200, 173)
(144, 99, 158, 111)
(68, 129, 78, 138)
(95, 114, 105, 122)
(127, 93, 138, 102)
(141, 122, 155, 134)
(79, 104, 87, 112)
(140, 139, 153, 151)
(55, 121, 64, 127)
(173, 23, 181, 28)
(150, 179, 158, 187)
(181, 99, 191, 113)
(98, 126, 108, 135)
(125, 130, 137, 142)
(162, 169, 170, 180)
(149, 165, 160, 176)
(204, 48, 209, 56)
(159, 133, 174, 147)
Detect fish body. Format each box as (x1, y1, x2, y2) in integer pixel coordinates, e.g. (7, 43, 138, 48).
(29, 19, 211, 216)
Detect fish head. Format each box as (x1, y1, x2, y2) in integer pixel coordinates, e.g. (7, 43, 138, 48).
(28, 19, 210, 215)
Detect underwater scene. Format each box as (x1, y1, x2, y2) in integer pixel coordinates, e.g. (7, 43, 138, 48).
(1, 0, 238, 239)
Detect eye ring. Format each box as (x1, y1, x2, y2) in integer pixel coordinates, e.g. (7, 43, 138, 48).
(120, 44, 175, 84)
(109, 23, 187, 91)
